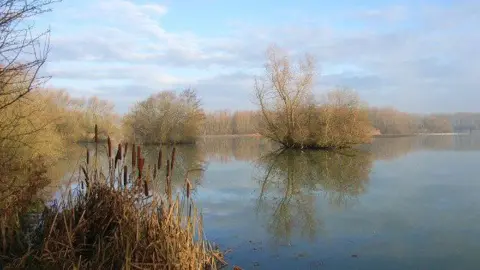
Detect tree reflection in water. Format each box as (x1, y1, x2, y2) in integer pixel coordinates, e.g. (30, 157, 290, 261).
(254, 149, 373, 244)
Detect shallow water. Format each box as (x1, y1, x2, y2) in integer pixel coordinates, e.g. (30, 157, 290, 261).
(54, 135, 480, 269)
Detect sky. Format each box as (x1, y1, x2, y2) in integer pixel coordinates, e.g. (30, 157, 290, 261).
(36, 0, 480, 114)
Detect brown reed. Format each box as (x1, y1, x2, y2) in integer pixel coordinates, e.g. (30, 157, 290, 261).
(171, 146, 176, 171)
(114, 143, 121, 169)
(123, 165, 128, 187)
(131, 143, 136, 168)
(94, 124, 98, 144)
(107, 136, 112, 159)
(137, 145, 141, 167)
(158, 147, 162, 170)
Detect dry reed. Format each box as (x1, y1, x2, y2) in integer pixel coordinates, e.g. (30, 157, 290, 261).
(1, 127, 226, 270)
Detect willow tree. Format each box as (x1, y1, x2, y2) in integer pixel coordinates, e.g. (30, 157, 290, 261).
(254, 46, 372, 149)
(254, 45, 316, 148)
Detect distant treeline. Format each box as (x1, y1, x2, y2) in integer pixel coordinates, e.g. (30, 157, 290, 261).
(201, 108, 475, 136)
(202, 110, 259, 135)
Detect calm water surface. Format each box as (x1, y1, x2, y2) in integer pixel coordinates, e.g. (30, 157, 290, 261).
(55, 135, 480, 269)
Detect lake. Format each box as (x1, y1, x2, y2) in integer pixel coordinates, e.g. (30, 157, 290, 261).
(52, 134, 480, 269)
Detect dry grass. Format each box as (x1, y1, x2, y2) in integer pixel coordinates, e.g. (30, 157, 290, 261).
(1, 125, 226, 269)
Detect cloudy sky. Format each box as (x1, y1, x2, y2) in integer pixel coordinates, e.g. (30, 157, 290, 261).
(38, 0, 479, 114)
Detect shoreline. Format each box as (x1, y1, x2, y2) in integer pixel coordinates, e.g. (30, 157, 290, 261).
(374, 132, 469, 138)
(201, 134, 262, 138)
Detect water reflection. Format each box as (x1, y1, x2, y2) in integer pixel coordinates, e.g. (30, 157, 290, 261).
(200, 137, 277, 162)
(362, 134, 480, 160)
(254, 149, 373, 244)
(49, 135, 480, 202)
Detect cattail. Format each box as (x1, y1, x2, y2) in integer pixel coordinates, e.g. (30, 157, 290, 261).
(186, 179, 191, 199)
(123, 142, 128, 159)
(170, 147, 176, 171)
(94, 124, 98, 144)
(144, 179, 149, 196)
(132, 144, 136, 167)
(123, 165, 128, 187)
(157, 148, 162, 170)
(114, 143, 122, 169)
(166, 160, 170, 178)
(86, 148, 90, 165)
(107, 136, 112, 158)
(138, 157, 144, 179)
(137, 145, 141, 167)
(117, 143, 122, 158)
(153, 166, 157, 179)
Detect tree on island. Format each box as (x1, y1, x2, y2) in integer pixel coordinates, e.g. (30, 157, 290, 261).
(254, 45, 372, 149)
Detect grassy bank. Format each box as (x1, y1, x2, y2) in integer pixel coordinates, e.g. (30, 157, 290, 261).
(1, 127, 226, 269)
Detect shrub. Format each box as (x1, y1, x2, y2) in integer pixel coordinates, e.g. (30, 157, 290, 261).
(123, 89, 204, 144)
(254, 45, 372, 149)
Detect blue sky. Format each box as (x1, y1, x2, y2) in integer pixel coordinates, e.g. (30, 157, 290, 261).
(37, 0, 479, 113)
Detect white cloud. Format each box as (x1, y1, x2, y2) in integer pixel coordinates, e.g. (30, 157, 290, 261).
(44, 1, 480, 113)
(354, 5, 407, 22)
(140, 4, 168, 16)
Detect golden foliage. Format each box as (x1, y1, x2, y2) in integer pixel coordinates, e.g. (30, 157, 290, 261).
(254, 46, 373, 149)
(123, 89, 204, 144)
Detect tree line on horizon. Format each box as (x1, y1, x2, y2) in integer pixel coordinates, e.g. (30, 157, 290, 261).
(202, 107, 461, 136)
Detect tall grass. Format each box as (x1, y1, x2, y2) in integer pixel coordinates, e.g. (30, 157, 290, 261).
(1, 125, 226, 269)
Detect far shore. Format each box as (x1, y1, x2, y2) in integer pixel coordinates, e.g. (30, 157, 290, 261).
(202, 132, 470, 139)
(374, 132, 470, 138)
(201, 133, 262, 138)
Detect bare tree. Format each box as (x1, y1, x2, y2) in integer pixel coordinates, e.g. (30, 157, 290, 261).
(254, 45, 372, 149)
(0, 0, 59, 111)
(123, 89, 204, 144)
(254, 45, 316, 148)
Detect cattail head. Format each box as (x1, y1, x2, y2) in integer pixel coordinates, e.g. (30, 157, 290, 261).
(137, 145, 141, 167)
(132, 143, 136, 168)
(123, 165, 128, 187)
(123, 142, 128, 158)
(186, 179, 191, 199)
(166, 159, 170, 178)
(115, 143, 122, 169)
(170, 147, 176, 172)
(94, 124, 98, 144)
(144, 180, 149, 196)
(117, 143, 122, 158)
(157, 148, 162, 170)
(138, 157, 145, 179)
(107, 136, 112, 158)
(86, 148, 90, 165)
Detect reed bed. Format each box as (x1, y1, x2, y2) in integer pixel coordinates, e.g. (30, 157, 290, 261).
(1, 125, 226, 270)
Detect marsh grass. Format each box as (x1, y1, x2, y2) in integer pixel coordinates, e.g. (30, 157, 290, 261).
(1, 125, 226, 269)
